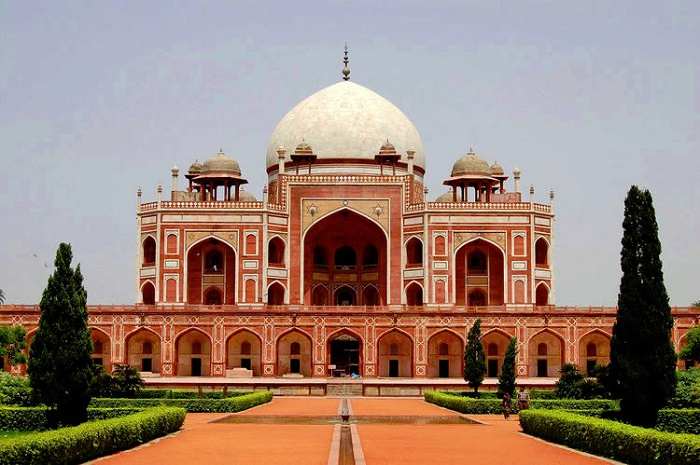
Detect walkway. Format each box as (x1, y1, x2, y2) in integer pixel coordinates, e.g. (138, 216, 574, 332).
(94, 397, 612, 465)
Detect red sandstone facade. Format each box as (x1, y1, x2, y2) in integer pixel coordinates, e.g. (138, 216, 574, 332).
(1, 78, 698, 380)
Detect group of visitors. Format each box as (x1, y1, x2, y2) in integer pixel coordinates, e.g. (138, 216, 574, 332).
(501, 386, 530, 420)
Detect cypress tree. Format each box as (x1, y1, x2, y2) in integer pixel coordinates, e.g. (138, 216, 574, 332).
(497, 337, 518, 399)
(29, 243, 93, 426)
(609, 186, 676, 426)
(464, 319, 486, 393)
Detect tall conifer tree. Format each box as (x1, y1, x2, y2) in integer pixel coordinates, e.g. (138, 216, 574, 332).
(498, 337, 518, 399)
(29, 243, 93, 426)
(464, 319, 486, 393)
(610, 186, 676, 426)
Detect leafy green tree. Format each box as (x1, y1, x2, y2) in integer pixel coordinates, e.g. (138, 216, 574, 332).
(0, 325, 27, 366)
(679, 326, 700, 363)
(464, 319, 486, 393)
(497, 337, 518, 399)
(609, 186, 677, 426)
(111, 364, 144, 397)
(28, 243, 93, 426)
(555, 363, 585, 398)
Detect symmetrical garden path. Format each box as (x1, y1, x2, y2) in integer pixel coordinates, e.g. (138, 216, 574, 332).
(94, 397, 612, 465)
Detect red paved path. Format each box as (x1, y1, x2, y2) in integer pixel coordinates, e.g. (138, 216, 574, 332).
(95, 397, 611, 465)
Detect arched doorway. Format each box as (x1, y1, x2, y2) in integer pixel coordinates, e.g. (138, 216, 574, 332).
(267, 282, 285, 305)
(226, 330, 262, 376)
(304, 209, 387, 306)
(90, 329, 111, 372)
(268, 237, 285, 266)
(578, 331, 610, 375)
(334, 286, 356, 306)
(362, 285, 380, 306)
(311, 285, 328, 305)
(535, 283, 549, 306)
(405, 237, 423, 266)
(186, 238, 236, 304)
(377, 330, 413, 377)
(535, 238, 549, 268)
(277, 330, 312, 377)
(141, 282, 155, 305)
(328, 330, 362, 376)
(427, 330, 463, 378)
(125, 329, 161, 373)
(528, 331, 564, 377)
(455, 239, 505, 306)
(481, 330, 511, 377)
(175, 329, 211, 376)
(142, 236, 156, 266)
(405, 282, 423, 306)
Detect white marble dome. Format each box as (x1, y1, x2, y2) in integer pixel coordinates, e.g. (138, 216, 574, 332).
(266, 81, 425, 170)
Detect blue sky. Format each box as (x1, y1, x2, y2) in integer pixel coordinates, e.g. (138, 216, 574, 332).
(1, 1, 698, 305)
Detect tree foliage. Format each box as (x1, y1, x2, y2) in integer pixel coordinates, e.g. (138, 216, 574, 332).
(609, 186, 677, 426)
(0, 325, 27, 366)
(679, 326, 700, 363)
(464, 319, 486, 393)
(28, 243, 93, 426)
(89, 364, 144, 398)
(497, 337, 518, 398)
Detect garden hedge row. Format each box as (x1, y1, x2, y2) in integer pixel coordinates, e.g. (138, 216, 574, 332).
(657, 409, 700, 435)
(424, 391, 616, 414)
(519, 409, 700, 465)
(0, 407, 143, 431)
(0, 407, 185, 465)
(91, 390, 273, 412)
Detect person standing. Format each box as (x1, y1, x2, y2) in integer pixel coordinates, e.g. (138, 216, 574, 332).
(517, 386, 530, 411)
(502, 392, 512, 420)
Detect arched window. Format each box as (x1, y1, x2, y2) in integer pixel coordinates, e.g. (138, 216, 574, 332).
(143, 341, 153, 354)
(434, 236, 446, 256)
(141, 282, 155, 305)
(142, 237, 156, 266)
(204, 250, 223, 273)
(406, 238, 423, 266)
(537, 342, 548, 356)
(245, 234, 257, 255)
(363, 286, 379, 306)
(586, 342, 597, 357)
(192, 341, 202, 355)
(487, 342, 498, 356)
(166, 234, 178, 254)
(535, 238, 549, 267)
(334, 246, 356, 270)
(513, 235, 525, 256)
(290, 342, 301, 355)
(241, 341, 251, 355)
(406, 283, 423, 306)
(467, 250, 487, 274)
(438, 342, 449, 356)
(467, 289, 487, 306)
(363, 245, 378, 269)
(313, 246, 328, 268)
(268, 237, 285, 266)
(335, 286, 356, 306)
(204, 287, 222, 305)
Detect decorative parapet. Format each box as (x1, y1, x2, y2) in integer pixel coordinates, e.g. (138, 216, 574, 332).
(139, 201, 264, 213)
(408, 201, 552, 214)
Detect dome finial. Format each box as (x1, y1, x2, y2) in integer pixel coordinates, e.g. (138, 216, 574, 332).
(342, 43, 350, 81)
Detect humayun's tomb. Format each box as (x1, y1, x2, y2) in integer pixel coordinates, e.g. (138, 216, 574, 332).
(2, 56, 698, 394)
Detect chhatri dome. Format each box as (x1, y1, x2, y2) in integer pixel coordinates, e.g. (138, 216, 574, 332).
(266, 52, 425, 171)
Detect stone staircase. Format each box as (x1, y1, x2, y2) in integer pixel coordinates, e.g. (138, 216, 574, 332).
(327, 381, 363, 397)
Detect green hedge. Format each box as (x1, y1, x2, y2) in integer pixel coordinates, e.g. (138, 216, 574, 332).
(0, 407, 144, 431)
(135, 389, 249, 399)
(0, 407, 185, 465)
(91, 390, 272, 412)
(520, 409, 700, 465)
(564, 408, 700, 435)
(424, 391, 616, 414)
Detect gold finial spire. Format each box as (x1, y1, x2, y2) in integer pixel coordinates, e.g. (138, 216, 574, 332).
(342, 43, 350, 81)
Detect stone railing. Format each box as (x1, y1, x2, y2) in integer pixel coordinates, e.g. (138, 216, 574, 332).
(139, 201, 264, 212)
(405, 202, 552, 214)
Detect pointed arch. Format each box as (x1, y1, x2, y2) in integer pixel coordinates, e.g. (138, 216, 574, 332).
(528, 328, 565, 377)
(405, 236, 423, 266)
(405, 281, 424, 306)
(311, 283, 329, 306)
(125, 327, 162, 373)
(174, 327, 212, 376)
(481, 328, 512, 377)
(577, 329, 611, 375)
(267, 281, 286, 305)
(184, 235, 238, 305)
(453, 236, 507, 306)
(140, 280, 156, 305)
(535, 282, 550, 306)
(377, 328, 414, 377)
(276, 328, 313, 377)
(142, 235, 156, 266)
(226, 329, 263, 376)
(334, 285, 357, 306)
(427, 329, 464, 378)
(535, 237, 550, 267)
(268, 235, 286, 266)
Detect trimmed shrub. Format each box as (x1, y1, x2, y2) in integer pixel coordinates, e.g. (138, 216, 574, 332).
(669, 368, 700, 408)
(135, 389, 248, 399)
(425, 391, 616, 414)
(90, 390, 272, 413)
(657, 409, 700, 435)
(0, 373, 32, 406)
(520, 409, 700, 465)
(0, 406, 144, 431)
(0, 407, 185, 465)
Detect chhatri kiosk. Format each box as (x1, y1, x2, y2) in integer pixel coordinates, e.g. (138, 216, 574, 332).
(2, 54, 697, 395)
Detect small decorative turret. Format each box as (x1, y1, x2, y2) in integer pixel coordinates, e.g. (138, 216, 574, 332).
(291, 140, 317, 174)
(276, 145, 287, 175)
(513, 167, 521, 193)
(375, 139, 401, 175)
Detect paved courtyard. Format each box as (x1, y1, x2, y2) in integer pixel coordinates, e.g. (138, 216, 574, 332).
(95, 397, 612, 465)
